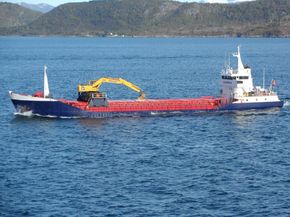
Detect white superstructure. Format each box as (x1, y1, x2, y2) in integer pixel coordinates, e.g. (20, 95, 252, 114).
(220, 46, 281, 105)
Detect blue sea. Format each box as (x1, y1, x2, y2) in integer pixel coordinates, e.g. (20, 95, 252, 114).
(0, 37, 290, 216)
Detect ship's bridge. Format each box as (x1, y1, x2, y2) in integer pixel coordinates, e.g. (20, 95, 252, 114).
(220, 46, 254, 101)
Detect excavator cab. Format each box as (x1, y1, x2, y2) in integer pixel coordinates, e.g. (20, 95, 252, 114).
(77, 90, 108, 107)
(89, 92, 108, 107)
(78, 91, 97, 102)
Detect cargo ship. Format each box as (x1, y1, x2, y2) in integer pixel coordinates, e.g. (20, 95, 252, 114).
(9, 46, 284, 118)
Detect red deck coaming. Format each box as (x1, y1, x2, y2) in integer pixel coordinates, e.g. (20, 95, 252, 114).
(61, 97, 223, 112)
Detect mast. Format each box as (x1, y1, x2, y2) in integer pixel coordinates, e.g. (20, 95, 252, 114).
(262, 68, 265, 90)
(233, 45, 244, 72)
(43, 65, 50, 98)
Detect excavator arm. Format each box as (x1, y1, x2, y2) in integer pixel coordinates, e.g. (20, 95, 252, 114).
(77, 77, 145, 100)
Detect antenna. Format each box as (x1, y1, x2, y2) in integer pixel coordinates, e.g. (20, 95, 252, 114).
(44, 65, 50, 98)
(262, 68, 265, 90)
(224, 52, 227, 69)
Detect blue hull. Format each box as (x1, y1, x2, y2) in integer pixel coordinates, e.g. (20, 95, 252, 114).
(11, 99, 88, 118)
(11, 99, 284, 118)
(219, 101, 284, 110)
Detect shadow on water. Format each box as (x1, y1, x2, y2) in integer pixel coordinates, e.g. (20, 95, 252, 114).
(219, 108, 288, 129)
(78, 118, 110, 128)
(10, 114, 117, 130)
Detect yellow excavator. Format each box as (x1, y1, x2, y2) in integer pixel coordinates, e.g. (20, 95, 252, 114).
(77, 77, 145, 106)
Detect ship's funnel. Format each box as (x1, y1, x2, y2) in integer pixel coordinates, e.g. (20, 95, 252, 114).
(44, 65, 50, 98)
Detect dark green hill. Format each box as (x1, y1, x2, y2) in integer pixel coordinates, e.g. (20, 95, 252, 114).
(0, 3, 42, 28)
(2, 0, 290, 36)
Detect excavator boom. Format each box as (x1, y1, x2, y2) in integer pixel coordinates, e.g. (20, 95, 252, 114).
(78, 77, 145, 100)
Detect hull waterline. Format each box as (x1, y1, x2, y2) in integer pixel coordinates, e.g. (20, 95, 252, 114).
(10, 92, 284, 119)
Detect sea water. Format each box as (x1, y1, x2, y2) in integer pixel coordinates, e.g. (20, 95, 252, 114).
(0, 37, 290, 216)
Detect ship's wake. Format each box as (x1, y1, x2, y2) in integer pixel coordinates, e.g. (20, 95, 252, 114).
(14, 111, 81, 119)
(14, 110, 33, 117)
(283, 99, 290, 108)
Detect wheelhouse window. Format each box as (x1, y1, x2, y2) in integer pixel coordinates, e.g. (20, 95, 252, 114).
(222, 76, 249, 80)
(238, 76, 249, 79)
(222, 75, 234, 80)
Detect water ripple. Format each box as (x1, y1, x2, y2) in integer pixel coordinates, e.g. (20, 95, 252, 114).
(1, 37, 290, 216)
